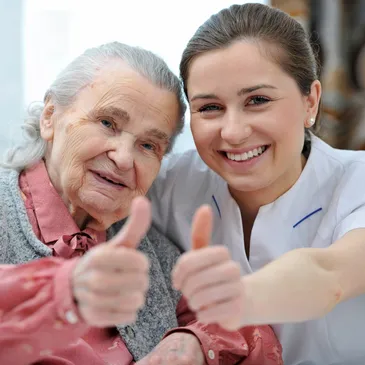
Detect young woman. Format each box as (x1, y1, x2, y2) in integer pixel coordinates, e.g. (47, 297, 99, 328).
(149, 4, 365, 364)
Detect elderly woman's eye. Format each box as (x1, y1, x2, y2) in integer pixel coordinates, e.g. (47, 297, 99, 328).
(142, 143, 155, 151)
(100, 119, 114, 129)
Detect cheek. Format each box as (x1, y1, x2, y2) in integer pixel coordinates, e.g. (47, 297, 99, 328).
(135, 158, 161, 191)
(190, 119, 216, 150)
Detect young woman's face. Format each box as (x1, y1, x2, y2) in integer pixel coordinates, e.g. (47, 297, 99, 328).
(187, 41, 321, 200)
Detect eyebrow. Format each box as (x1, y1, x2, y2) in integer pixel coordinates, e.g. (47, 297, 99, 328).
(190, 84, 277, 102)
(144, 128, 171, 145)
(237, 84, 277, 96)
(94, 106, 130, 122)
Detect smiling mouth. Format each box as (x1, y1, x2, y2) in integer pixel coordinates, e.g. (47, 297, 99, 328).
(94, 172, 126, 187)
(221, 145, 270, 162)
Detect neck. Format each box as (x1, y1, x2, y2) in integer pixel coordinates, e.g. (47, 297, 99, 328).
(230, 154, 307, 222)
(68, 204, 91, 230)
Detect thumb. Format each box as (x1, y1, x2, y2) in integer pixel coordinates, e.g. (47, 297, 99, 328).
(191, 205, 213, 250)
(110, 196, 151, 249)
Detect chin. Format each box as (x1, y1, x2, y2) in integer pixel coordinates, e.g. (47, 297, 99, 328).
(226, 175, 271, 193)
(78, 191, 124, 215)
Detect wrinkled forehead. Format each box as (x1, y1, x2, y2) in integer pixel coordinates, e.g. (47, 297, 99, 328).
(70, 64, 181, 134)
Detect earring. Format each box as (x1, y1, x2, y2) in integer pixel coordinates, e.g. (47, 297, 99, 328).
(306, 117, 315, 128)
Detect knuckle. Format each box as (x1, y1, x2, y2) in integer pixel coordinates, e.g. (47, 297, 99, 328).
(188, 297, 200, 312)
(176, 254, 191, 271)
(135, 292, 146, 308)
(226, 262, 241, 278)
(123, 291, 145, 309)
(122, 312, 137, 324)
(136, 255, 150, 272)
(217, 246, 231, 260)
(141, 276, 149, 292)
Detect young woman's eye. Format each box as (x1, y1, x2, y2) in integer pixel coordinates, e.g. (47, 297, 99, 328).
(100, 119, 114, 129)
(198, 104, 223, 113)
(247, 96, 270, 106)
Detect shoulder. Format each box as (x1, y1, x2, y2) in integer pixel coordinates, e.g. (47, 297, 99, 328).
(0, 167, 20, 209)
(311, 135, 365, 183)
(311, 136, 365, 220)
(0, 167, 18, 184)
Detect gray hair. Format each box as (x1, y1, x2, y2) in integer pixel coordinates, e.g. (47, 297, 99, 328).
(2, 41, 186, 170)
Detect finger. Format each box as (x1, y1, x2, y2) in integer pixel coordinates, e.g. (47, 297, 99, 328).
(75, 271, 149, 295)
(172, 246, 230, 290)
(196, 296, 243, 328)
(77, 290, 146, 312)
(188, 282, 241, 312)
(81, 307, 138, 327)
(191, 205, 213, 250)
(183, 261, 241, 298)
(110, 196, 151, 249)
(87, 247, 150, 272)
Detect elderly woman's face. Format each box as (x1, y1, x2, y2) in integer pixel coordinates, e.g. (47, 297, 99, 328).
(40, 61, 180, 229)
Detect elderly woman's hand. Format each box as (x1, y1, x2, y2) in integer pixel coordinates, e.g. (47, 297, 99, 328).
(136, 332, 204, 365)
(173, 206, 244, 331)
(72, 197, 151, 327)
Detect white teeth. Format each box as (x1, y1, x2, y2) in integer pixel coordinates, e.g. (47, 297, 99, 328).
(225, 146, 267, 162)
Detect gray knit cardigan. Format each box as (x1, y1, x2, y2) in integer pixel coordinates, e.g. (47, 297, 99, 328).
(0, 167, 182, 361)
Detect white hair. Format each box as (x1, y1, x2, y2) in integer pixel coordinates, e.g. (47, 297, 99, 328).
(2, 42, 186, 170)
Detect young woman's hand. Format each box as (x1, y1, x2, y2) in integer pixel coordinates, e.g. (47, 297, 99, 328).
(173, 205, 244, 331)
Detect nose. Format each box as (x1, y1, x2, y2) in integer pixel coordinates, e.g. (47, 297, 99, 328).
(107, 135, 135, 171)
(220, 112, 252, 145)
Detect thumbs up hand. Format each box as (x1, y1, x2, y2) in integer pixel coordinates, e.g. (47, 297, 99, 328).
(71, 197, 151, 327)
(172, 205, 244, 331)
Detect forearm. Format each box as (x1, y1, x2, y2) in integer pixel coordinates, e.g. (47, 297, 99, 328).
(242, 248, 341, 325)
(0, 258, 89, 364)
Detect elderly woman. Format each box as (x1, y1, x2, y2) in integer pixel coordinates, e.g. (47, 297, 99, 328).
(0, 42, 282, 365)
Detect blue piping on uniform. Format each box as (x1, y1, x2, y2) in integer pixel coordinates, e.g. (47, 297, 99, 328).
(293, 208, 322, 228)
(212, 195, 222, 219)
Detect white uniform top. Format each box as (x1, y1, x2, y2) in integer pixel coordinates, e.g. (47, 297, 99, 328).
(148, 135, 365, 365)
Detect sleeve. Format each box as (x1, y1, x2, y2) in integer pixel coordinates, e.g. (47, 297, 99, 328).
(333, 161, 365, 241)
(0, 256, 89, 365)
(164, 297, 283, 365)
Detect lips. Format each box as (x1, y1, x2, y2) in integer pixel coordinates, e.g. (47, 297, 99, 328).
(96, 173, 125, 186)
(91, 170, 129, 188)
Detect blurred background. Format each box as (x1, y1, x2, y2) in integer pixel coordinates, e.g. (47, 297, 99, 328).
(0, 0, 364, 155)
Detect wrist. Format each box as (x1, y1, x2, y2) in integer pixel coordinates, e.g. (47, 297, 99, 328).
(240, 274, 261, 326)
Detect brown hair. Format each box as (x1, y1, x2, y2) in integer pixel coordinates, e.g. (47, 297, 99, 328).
(180, 3, 321, 137)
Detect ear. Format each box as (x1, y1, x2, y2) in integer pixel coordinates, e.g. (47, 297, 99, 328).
(40, 101, 56, 141)
(304, 80, 322, 128)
